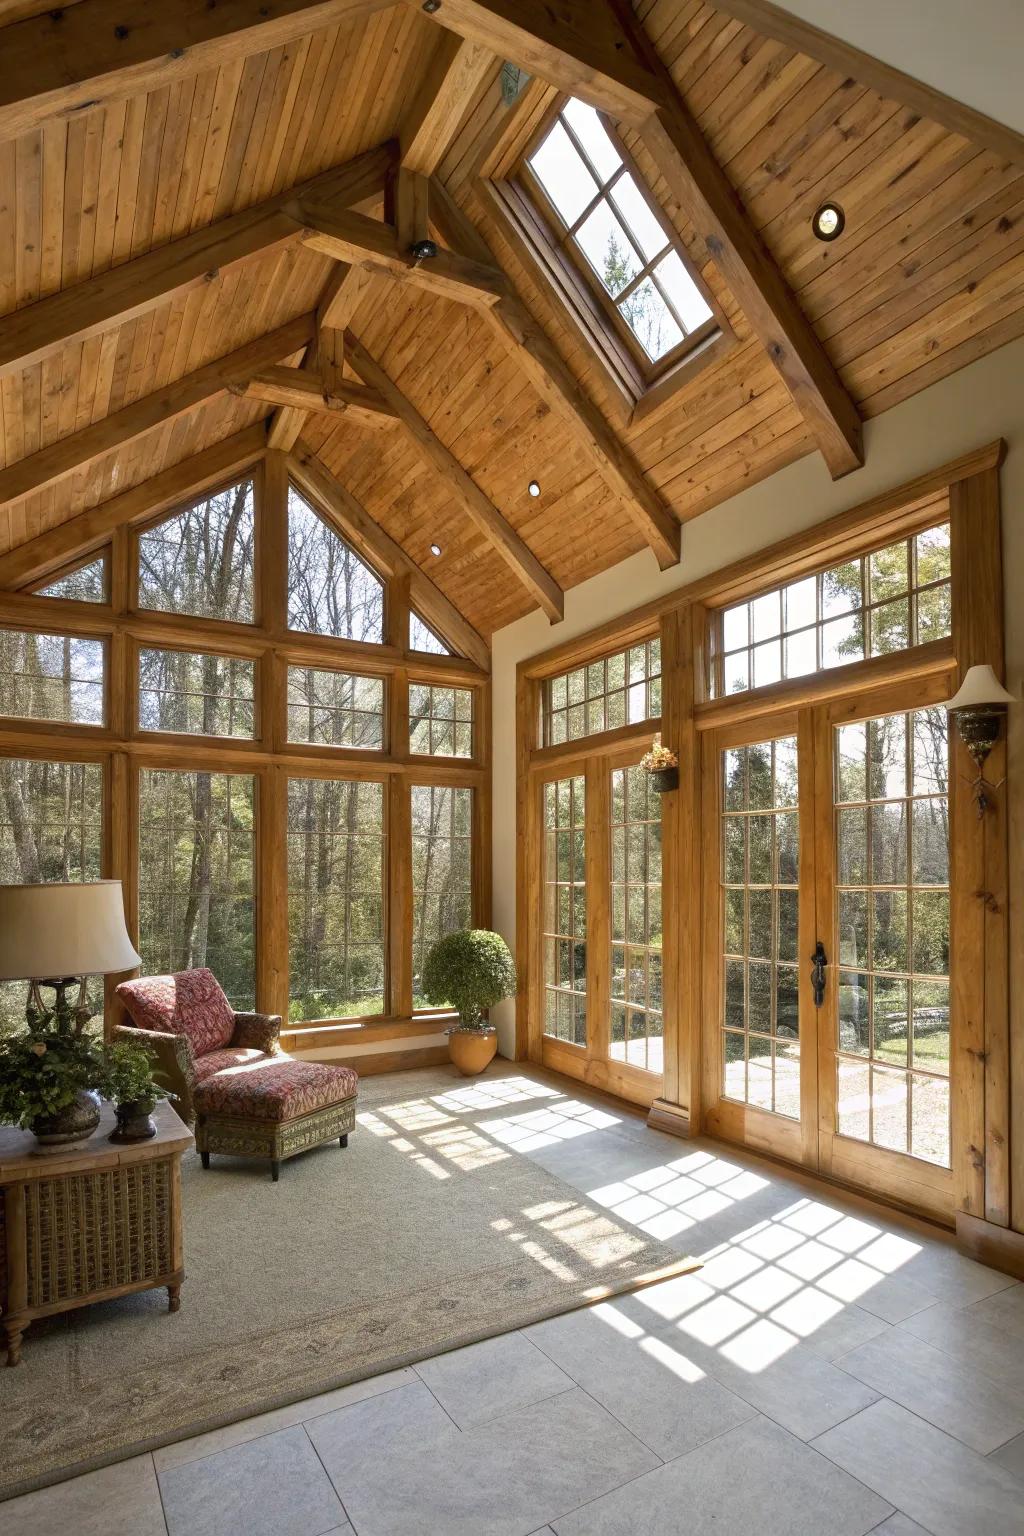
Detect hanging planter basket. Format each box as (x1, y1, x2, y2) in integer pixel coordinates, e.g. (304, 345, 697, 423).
(647, 765, 679, 793)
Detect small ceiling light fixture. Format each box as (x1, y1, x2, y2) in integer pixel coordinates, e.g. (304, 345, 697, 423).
(422, 0, 441, 12)
(946, 664, 1015, 816)
(812, 201, 845, 242)
(430, 543, 442, 557)
(528, 480, 541, 498)
(410, 238, 438, 261)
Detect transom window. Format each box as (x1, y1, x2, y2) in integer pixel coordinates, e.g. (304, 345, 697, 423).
(711, 523, 952, 698)
(525, 98, 714, 371)
(543, 639, 661, 747)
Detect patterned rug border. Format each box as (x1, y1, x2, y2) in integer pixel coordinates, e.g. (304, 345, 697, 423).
(1, 1250, 700, 1502)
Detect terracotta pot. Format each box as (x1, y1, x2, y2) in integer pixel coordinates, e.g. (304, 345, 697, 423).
(447, 1026, 498, 1076)
(30, 1088, 102, 1145)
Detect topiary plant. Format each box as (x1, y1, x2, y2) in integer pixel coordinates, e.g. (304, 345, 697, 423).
(421, 929, 517, 1031)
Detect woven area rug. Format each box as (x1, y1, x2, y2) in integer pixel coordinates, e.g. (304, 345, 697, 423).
(0, 1063, 699, 1500)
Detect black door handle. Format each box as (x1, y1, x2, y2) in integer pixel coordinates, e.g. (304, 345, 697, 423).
(810, 942, 828, 1007)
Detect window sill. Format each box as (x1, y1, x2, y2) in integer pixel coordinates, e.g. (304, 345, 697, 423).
(279, 1015, 458, 1051)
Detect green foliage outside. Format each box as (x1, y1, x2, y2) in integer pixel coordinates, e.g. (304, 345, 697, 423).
(421, 929, 517, 1030)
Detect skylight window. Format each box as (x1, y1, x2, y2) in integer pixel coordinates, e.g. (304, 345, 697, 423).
(525, 99, 713, 368)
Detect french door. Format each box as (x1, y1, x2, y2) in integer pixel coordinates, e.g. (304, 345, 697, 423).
(702, 676, 954, 1219)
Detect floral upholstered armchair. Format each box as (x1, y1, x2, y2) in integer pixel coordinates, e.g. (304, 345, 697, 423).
(115, 968, 281, 1127)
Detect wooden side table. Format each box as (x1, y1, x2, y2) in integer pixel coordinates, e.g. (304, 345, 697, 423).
(0, 1099, 193, 1365)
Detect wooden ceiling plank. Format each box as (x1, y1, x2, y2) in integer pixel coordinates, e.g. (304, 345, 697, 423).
(318, 262, 375, 329)
(712, 0, 1024, 170)
(0, 0, 396, 142)
(0, 145, 393, 385)
(0, 313, 314, 508)
(0, 424, 267, 589)
(401, 30, 496, 176)
(345, 329, 564, 622)
(237, 364, 398, 427)
(429, 176, 681, 569)
(296, 196, 510, 307)
(289, 440, 491, 671)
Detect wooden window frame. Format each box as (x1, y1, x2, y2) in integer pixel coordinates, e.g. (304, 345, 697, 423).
(0, 445, 491, 1052)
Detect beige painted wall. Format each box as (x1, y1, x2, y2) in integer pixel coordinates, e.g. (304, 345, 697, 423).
(490, 334, 1024, 1063)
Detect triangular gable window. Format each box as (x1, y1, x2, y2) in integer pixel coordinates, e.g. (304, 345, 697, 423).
(409, 610, 451, 656)
(33, 553, 108, 604)
(287, 485, 384, 644)
(138, 479, 255, 623)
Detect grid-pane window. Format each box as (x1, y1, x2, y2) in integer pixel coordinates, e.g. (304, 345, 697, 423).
(409, 684, 473, 757)
(35, 555, 107, 603)
(720, 737, 800, 1118)
(610, 764, 662, 1073)
(834, 707, 950, 1167)
(412, 785, 473, 1009)
(287, 778, 385, 1022)
(0, 759, 103, 1034)
(712, 524, 951, 697)
(139, 649, 255, 738)
(287, 486, 384, 643)
(138, 769, 255, 1009)
(526, 98, 713, 366)
(138, 480, 255, 623)
(287, 667, 384, 750)
(542, 776, 587, 1045)
(409, 612, 450, 655)
(543, 639, 660, 747)
(0, 630, 104, 725)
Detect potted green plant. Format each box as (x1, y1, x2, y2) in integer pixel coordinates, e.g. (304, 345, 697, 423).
(101, 1040, 166, 1142)
(421, 929, 517, 1076)
(0, 1009, 105, 1144)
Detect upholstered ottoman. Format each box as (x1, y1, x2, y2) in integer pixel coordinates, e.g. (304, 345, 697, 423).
(193, 1058, 359, 1181)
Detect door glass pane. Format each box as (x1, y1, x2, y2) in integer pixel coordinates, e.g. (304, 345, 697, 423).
(833, 707, 950, 1166)
(719, 736, 800, 1118)
(543, 776, 586, 1045)
(610, 764, 662, 1075)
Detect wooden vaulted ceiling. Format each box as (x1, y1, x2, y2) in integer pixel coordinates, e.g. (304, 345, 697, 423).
(0, 0, 1022, 640)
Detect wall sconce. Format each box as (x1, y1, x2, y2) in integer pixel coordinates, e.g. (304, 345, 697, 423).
(946, 664, 1015, 816)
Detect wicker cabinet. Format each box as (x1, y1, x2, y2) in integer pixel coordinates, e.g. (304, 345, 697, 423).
(0, 1100, 192, 1365)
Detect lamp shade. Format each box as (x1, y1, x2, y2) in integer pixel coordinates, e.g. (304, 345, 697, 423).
(946, 664, 1015, 711)
(0, 880, 140, 982)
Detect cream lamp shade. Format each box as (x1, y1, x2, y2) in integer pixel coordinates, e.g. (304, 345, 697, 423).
(946, 664, 1015, 711)
(0, 880, 140, 982)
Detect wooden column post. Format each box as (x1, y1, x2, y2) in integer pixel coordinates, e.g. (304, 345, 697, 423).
(585, 753, 611, 1072)
(649, 602, 702, 1137)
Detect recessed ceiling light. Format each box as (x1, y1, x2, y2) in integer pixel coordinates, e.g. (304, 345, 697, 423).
(528, 480, 541, 498)
(430, 543, 442, 557)
(812, 201, 845, 242)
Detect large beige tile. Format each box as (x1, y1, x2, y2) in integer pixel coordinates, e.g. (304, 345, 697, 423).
(837, 1327, 1024, 1452)
(158, 1423, 345, 1536)
(899, 1300, 1024, 1396)
(551, 1413, 891, 1536)
(414, 1331, 573, 1428)
(965, 1284, 1024, 1340)
(332, 1387, 659, 1536)
(305, 1379, 457, 1476)
(153, 1368, 416, 1471)
(812, 1399, 1024, 1536)
(525, 1302, 755, 1459)
(0, 1454, 165, 1536)
(989, 1428, 1024, 1485)
(869, 1517, 934, 1536)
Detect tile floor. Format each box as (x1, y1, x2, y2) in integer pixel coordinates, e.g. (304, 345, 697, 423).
(3, 1069, 1024, 1536)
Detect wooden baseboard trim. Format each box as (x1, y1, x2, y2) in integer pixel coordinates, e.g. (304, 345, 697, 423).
(647, 1098, 693, 1139)
(955, 1212, 1024, 1280)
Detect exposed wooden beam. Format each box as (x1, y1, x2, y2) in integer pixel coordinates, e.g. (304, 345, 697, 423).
(429, 178, 681, 569)
(345, 331, 564, 623)
(0, 0, 393, 141)
(713, 0, 1024, 170)
(401, 31, 496, 175)
(318, 263, 374, 330)
(289, 443, 491, 672)
(394, 168, 431, 254)
(0, 146, 393, 385)
(421, 0, 863, 478)
(236, 366, 398, 428)
(0, 315, 314, 508)
(296, 199, 510, 308)
(404, 0, 667, 127)
(0, 426, 267, 590)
